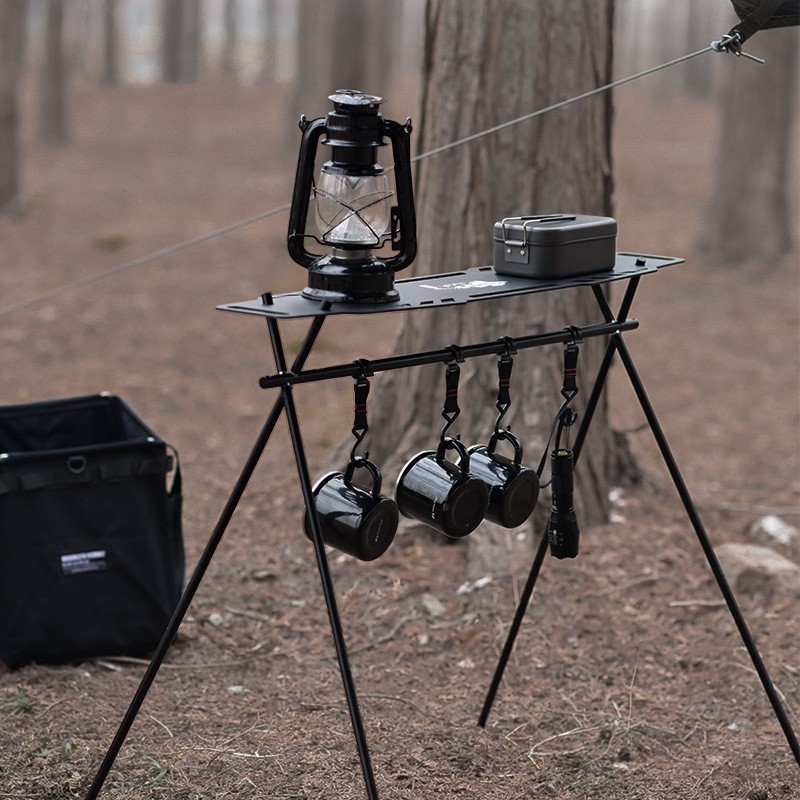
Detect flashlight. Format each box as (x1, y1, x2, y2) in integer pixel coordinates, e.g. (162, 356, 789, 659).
(548, 448, 579, 559)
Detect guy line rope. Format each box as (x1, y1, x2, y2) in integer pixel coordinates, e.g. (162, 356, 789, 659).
(0, 41, 761, 321)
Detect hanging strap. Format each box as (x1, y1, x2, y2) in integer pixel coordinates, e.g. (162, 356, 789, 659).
(349, 371, 372, 465)
(536, 334, 582, 480)
(438, 352, 463, 446)
(562, 342, 579, 397)
(561, 326, 582, 402)
(353, 375, 370, 437)
(496, 351, 513, 410)
(442, 354, 462, 421)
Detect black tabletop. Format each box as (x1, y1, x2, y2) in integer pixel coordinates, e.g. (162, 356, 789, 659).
(217, 253, 683, 320)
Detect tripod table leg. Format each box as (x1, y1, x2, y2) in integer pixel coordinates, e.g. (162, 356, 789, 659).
(267, 318, 380, 800)
(479, 531, 549, 727)
(588, 283, 799, 765)
(611, 330, 800, 767)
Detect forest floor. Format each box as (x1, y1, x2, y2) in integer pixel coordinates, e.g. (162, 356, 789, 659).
(0, 73, 798, 799)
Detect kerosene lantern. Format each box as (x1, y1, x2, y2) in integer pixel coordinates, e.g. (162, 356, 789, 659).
(287, 90, 417, 303)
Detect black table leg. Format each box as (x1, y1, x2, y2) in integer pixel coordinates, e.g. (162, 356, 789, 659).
(590, 286, 800, 766)
(267, 317, 380, 800)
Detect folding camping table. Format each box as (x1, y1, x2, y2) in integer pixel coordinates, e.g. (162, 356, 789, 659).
(84, 253, 799, 799)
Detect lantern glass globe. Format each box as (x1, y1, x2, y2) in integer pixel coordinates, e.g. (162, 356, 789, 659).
(315, 168, 392, 247)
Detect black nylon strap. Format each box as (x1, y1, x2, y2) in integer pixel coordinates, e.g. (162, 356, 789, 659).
(497, 353, 513, 408)
(563, 342, 579, 395)
(353, 375, 370, 435)
(3, 455, 172, 494)
(443, 361, 460, 417)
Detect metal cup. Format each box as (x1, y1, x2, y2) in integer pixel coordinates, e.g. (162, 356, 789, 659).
(395, 438, 489, 539)
(303, 458, 398, 561)
(466, 430, 539, 528)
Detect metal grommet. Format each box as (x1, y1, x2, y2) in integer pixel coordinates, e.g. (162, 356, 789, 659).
(67, 455, 87, 475)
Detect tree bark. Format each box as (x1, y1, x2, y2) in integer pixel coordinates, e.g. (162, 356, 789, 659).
(39, 0, 69, 145)
(259, 0, 278, 83)
(161, 0, 184, 82)
(291, 0, 376, 128)
(101, 0, 119, 86)
(330, 0, 369, 92)
(221, 0, 237, 73)
(0, 0, 26, 215)
(699, 27, 798, 263)
(180, 0, 203, 82)
(162, 0, 202, 83)
(364, 0, 616, 575)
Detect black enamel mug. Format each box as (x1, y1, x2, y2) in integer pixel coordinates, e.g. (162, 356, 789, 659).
(395, 437, 489, 539)
(466, 430, 539, 528)
(303, 458, 398, 561)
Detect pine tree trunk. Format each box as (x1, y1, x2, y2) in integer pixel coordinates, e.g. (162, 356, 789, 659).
(363, 0, 616, 575)
(330, 0, 369, 92)
(39, 0, 69, 145)
(292, 0, 374, 128)
(290, 0, 331, 127)
(161, 0, 183, 82)
(221, 0, 237, 73)
(180, 0, 202, 82)
(101, 0, 119, 86)
(700, 27, 798, 263)
(259, 0, 278, 83)
(0, 0, 26, 215)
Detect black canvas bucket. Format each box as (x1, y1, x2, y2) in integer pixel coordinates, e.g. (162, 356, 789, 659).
(0, 394, 183, 669)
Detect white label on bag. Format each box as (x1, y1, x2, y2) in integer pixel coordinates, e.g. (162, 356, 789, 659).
(60, 550, 108, 576)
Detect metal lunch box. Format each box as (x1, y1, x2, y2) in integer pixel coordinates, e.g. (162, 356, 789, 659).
(493, 214, 617, 279)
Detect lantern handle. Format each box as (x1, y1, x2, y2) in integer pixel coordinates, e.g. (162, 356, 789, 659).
(382, 118, 417, 273)
(287, 116, 328, 269)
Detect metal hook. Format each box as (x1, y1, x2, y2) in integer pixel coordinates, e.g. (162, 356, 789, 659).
(440, 357, 462, 445)
(711, 32, 765, 63)
(350, 369, 372, 465)
(493, 342, 515, 438)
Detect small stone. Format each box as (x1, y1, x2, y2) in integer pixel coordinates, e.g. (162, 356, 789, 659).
(456, 575, 493, 594)
(716, 543, 800, 601)
(750, 516, 798, 547)
(420, 593, 446, 618)
(207, 613, 225, 627)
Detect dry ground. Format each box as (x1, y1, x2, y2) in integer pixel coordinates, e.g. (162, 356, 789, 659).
(0, 71, 798, 799)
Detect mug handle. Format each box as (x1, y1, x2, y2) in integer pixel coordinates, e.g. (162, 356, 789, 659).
(344, 456, 383, 496)
(487, 428, 524, 466)
(436, 436, 471, 476)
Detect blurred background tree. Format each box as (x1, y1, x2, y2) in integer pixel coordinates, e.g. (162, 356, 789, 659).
(0, 0, 26, 215)
(39, 0, 69, 144)
(161, 0, 203, 82)
(102, 0, 121, 86)
(700, 25, 799, 263)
